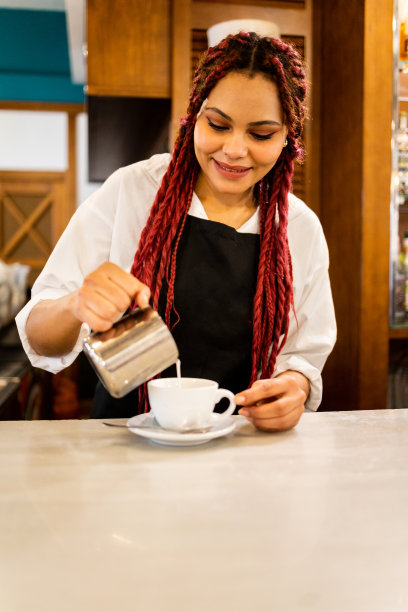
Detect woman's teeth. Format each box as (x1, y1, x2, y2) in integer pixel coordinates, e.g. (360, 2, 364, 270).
(218, 163, 248, 173)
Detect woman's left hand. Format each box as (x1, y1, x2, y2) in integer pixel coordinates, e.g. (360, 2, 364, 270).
(234, 371, 310, 432)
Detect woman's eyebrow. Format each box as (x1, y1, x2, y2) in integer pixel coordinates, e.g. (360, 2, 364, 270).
(248, 119, 282, 127)
(206, 107, 232, 121)
(205, 107, 281, 127)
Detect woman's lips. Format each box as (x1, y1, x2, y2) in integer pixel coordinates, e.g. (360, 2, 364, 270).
(213, 159, 252, 179)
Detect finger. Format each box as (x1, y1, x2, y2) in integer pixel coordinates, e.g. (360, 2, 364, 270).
(83, 263, 151, 314)
(75, 301, 117, 332)
(100, 263, 151, 305)
(235, 378, 286, 406)
(78, 281, 129, 322)
(249, 404, 304, 432)
(133, 285, 151, 309)
(239, 395, 292, 420)
(83, 275, 133, 314)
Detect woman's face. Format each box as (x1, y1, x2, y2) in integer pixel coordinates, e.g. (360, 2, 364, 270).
(194, 71, 288, 200)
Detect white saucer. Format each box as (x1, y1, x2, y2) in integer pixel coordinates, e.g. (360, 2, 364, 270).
(126, 413, 236, 446)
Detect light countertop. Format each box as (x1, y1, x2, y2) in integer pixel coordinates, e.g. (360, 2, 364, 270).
(1, 410, 408, 612)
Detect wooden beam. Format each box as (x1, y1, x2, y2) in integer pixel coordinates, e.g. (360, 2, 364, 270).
(358, 0, 393, 410)
(0, 101, 85, 113)
(315, 0, 393, 410)
(0, 171, 65, 183)
(67, 112, 77, 215)
(171, 0, 192, 147)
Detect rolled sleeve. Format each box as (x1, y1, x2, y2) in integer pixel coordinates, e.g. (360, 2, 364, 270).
(273, 204, 337, 411)
(15, 294, 90, 374)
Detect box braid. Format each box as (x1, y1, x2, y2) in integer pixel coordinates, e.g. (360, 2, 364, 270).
(130, 32, 307, 410)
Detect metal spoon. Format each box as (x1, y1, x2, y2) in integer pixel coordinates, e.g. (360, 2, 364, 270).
(102, 420, 154, 430)
(102, 420, 212, 434)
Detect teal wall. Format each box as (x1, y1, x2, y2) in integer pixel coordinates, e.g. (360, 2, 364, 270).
(0, 8, 84, 103)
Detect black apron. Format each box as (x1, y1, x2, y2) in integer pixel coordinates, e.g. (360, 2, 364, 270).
(91, 216, 260, 419)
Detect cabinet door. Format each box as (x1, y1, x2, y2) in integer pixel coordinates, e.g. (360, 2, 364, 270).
(87, 0, 171, 98)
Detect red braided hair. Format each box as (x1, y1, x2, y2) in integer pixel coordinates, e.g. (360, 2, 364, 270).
(130, 32, 307, 409)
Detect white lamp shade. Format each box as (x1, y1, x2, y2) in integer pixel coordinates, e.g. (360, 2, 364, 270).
(207, 19, 281, 47)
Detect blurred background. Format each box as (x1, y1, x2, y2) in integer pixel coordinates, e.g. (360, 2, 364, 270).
(0, 0, 405, 419)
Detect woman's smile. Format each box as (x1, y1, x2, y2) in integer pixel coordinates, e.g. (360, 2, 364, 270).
(213, 158, 253, 178)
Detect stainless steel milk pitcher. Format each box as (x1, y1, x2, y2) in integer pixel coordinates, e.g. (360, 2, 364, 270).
(82, 307, 179, 398)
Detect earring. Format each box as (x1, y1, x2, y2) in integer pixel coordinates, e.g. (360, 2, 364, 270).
(283, 138, 288, 147)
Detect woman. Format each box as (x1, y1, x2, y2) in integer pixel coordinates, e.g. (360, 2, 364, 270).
(16, 32, 336, 431)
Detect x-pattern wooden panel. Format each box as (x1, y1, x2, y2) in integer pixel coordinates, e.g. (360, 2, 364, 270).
(0, 172, 68, 284)
(1, 191, 53, 259)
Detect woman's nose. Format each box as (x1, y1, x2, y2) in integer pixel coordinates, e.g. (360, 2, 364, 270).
(222, 132, 248, 159)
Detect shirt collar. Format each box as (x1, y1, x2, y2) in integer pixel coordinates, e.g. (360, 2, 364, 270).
(189, 192, 260, 234)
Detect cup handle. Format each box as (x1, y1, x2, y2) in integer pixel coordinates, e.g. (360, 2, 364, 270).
(214, 389, 236, 417)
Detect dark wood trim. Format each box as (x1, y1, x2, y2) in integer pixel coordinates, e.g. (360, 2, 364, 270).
(310, 0, 322, 217)
(86, 85, 170, 99)
(195, 0, 305, 6)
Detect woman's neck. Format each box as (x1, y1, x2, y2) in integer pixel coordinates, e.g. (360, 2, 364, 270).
(195, 174, 257, 230)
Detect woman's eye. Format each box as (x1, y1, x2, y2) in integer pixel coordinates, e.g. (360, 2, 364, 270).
(206, 118, 274, 140)
(251, 132, 274, 141)
(207, 119, 228, 132)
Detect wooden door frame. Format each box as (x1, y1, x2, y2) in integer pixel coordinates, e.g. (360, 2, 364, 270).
(313, 0, 393, 410)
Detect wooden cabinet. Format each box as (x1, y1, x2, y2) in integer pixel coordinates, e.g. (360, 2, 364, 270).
(87, 0, 171, 98)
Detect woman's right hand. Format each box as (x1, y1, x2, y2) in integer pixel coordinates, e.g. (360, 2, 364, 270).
(69, 262, 151, 332)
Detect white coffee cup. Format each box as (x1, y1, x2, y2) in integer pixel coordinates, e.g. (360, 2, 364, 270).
(147, 377, 236, 432)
